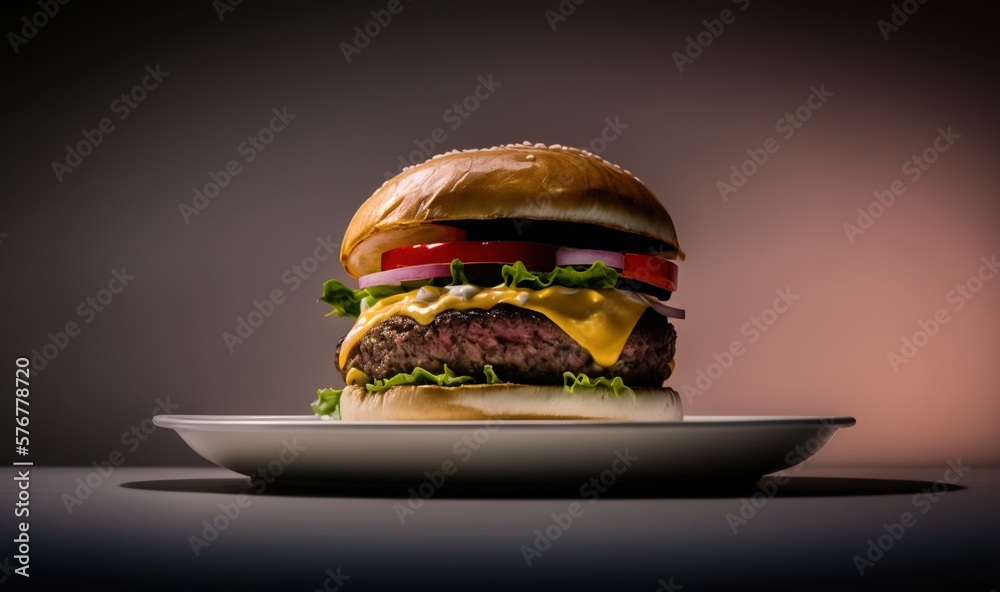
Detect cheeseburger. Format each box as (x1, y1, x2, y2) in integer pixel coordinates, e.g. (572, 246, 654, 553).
(313, 142, 686, 421)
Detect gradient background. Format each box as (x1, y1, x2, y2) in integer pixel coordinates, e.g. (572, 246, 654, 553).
(1, 0, 998, 468)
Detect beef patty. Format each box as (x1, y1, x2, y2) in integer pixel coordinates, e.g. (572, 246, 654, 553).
(338, 304, 676, 387)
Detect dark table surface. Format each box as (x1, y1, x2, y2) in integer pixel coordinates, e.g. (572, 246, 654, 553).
(4, 465, 998, 591)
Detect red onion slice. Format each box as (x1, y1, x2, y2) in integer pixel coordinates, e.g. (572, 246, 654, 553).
(639, 293, 686, 319)
(358, 263, 453, 289)
(555, 248, 625, 269)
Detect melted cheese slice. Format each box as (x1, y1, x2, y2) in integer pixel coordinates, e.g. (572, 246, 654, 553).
(339, 286, 650, 371)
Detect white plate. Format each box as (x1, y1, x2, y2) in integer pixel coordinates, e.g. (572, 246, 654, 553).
(154, 415, 855, 484)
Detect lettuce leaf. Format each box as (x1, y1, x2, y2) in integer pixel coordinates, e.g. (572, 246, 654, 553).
(319, 260, 619, 320)
(312, 365, 505, 415)
(562, 372, 634, 397)
(449, 259, 469, 285)
(483, 364, 502, 384)
(501, 261, 618, 290)
(367, 364, 476, 392)
(312, 367, 638, 416)
(320, 280, 406, 319)
(311, 387, 343, 418)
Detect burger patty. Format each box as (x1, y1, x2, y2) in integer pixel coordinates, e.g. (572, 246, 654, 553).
(338, 304, 676, 387)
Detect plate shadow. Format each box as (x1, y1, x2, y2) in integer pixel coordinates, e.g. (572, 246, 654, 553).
(119, 475, 966, 500)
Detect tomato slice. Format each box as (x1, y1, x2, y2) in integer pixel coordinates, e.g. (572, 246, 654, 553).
(381, 241, 558, 271)
(620, 253, 678, 292)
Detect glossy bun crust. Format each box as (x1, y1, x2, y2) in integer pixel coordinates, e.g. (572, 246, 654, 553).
(340, 143, 683, 277)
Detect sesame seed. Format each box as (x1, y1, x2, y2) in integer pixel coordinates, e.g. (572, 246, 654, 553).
(525, 154, 536, 161)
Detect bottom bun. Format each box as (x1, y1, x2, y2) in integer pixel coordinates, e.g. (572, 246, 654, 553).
(339, 383, 683, 421)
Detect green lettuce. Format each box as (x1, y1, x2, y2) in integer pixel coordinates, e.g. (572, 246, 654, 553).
(501, 261, 618, 290)
(319, 260, 618, 319)
(367, 364, 475, 392)
(310, 366, 505, 417)
(562, 372, 634, 397)
(449, 259, 469, 285)
(311, 367, 640, 416)
(483, 364, 502, 384)
(311, 387, 343, 418)
(320, 280, 406, 319)
(319, 259, 469, 319)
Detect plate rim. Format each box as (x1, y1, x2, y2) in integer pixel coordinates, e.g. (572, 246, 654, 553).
(153, 414, 857, 432)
